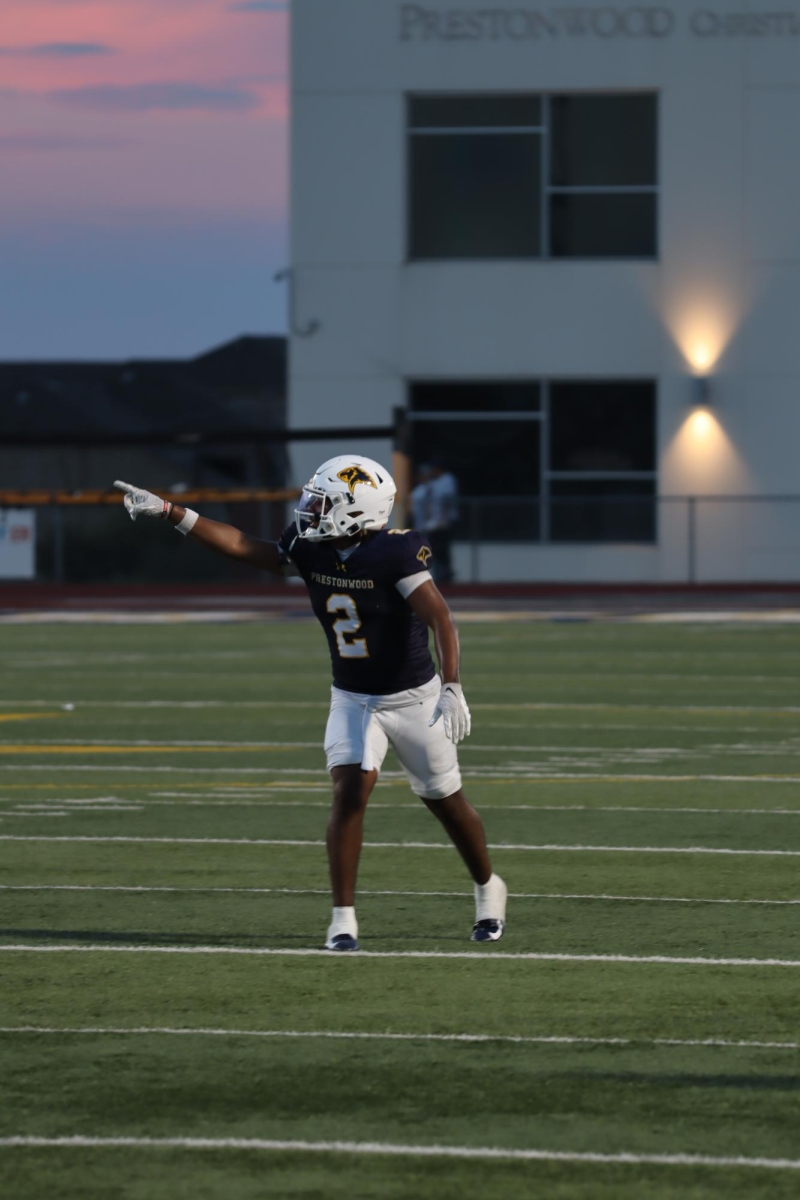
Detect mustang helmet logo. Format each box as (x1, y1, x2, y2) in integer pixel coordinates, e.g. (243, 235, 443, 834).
(337, 465, 377, 496)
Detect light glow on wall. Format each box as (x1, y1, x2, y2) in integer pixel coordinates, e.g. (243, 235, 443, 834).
(671, 404, 730, 476)
(664, 404, 750, 494)
(686, 343, 715, 373)
(678, 321, 729, 376)
(685, 408, 714, 440)
(668, 291, 741, 377)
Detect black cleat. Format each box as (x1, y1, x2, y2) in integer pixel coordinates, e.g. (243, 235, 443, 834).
(325, 933, 359, 952)
(471, 919, 505, 944)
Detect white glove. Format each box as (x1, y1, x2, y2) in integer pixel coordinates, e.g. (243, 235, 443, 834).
(428, 681, 471, 744)
(114, 480, 170, 522)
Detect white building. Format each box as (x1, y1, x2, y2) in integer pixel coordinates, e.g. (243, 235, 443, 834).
(290, 0, 800, 582)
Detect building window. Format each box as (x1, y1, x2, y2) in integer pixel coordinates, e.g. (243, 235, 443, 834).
(409, 382, 541, 538)
(408, 380, 656, 543)
(408, 92, 657, 260)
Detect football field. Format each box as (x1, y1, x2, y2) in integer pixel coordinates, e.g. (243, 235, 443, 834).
(2, 617, 800, 1199)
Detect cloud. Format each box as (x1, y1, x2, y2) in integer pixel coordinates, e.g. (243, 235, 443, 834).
(0, 134, 132, 152)
(48, 82, 260, 113)
(229, 2, 287, 11)
(0, 42, 114, 57)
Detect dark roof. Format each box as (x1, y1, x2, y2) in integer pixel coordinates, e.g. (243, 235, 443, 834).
(0, 336, 286, 440)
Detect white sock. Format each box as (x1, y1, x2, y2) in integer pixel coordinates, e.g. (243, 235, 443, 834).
(474, 874, 507, 923)
(327, 906, 358, 939)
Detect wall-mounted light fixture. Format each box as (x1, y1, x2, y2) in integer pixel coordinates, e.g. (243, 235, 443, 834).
(691, 374, 712, 407)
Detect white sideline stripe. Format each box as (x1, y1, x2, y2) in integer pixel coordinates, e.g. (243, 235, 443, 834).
(3, 834, 800, 857)
(1, 884, 797, 907)
(1, 1136, 799, 1170)
(1, 1026, 797, 1051)
(2, 944, 800, 967)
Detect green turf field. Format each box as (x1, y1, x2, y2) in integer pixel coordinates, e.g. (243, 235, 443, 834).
(2, 617, 800, 1198)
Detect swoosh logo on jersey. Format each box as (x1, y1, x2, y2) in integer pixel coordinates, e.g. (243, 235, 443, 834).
(416, 545, 432, 566)
(337, 465, 377, 496)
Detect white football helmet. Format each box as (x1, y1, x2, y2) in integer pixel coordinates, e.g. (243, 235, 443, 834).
(295, 455, 396, 541)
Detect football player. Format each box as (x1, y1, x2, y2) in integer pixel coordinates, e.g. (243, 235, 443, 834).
(115, 456, 507, 951)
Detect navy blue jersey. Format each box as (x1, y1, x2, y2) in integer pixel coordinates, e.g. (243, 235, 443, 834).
(278, 526, 436, 695)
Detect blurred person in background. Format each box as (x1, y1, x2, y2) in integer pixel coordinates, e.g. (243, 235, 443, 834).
(410, 459, 459, 584)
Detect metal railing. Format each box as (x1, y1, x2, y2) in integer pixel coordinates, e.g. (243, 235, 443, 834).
(447, 495, 800, 584)
(3, 490, 800, 585)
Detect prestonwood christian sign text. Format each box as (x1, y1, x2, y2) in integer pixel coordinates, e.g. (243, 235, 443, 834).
(400, 5, 800, 38)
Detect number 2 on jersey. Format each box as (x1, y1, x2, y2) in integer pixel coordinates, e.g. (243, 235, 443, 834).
(326, 594, 368, 658)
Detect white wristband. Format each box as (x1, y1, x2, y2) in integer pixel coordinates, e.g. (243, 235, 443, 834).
(175, 508, 199, 536)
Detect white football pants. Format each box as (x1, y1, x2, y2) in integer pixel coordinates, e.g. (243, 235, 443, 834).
(324, 675, 462, 800)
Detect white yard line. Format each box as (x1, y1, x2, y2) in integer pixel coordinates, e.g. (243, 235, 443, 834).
(0, 797, 337, 809)
(483, 723, 796, 733)
(150, 790, 331, 797)
(0, 700, 330, 709)
(10, 739, 322, 749)
(21, 739, 800, 759)
(0, 1026, 797, 1051)
(5, 796, 798, 815)
(1, 885, 797, 906)
(7, 698, 800, 714)
(11, 765, 800, 784)
(2, 944, 800, 966)
(9, 805, 142, 813)
(488, 805, 800, 815)
(0, 769, 270, 780)
(0, 739, 710, 753)
(1, 1136, 799, 1170)
(461, 774, 800, 783)
(0, 812, 71, 818)
(3, 834, 800, 856)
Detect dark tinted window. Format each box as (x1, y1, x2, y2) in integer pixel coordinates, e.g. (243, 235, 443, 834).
(470, 496, 542, 541)
(411, 382, 541, 413)
(550, 94, 657, 186)
(410, 133, 541, 258)
(408, 91, 657, 260)
(550, 382, 655, 472)
(405, 376, 657, 545)
(410, 94, 541, 128)
(550, 193, 656, 258)
(550, 479, 656, 542)
(410, 418, 540, 498)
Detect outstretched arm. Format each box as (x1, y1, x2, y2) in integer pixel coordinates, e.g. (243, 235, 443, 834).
(168, 504, 284, 573)
(114, 480, 286, 575)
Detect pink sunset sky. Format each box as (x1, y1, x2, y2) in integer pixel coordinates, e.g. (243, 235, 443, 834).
(0, 0, 289, 358)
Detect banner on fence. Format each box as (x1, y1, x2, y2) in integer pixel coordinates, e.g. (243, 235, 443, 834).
(0, 509, 35, 579)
